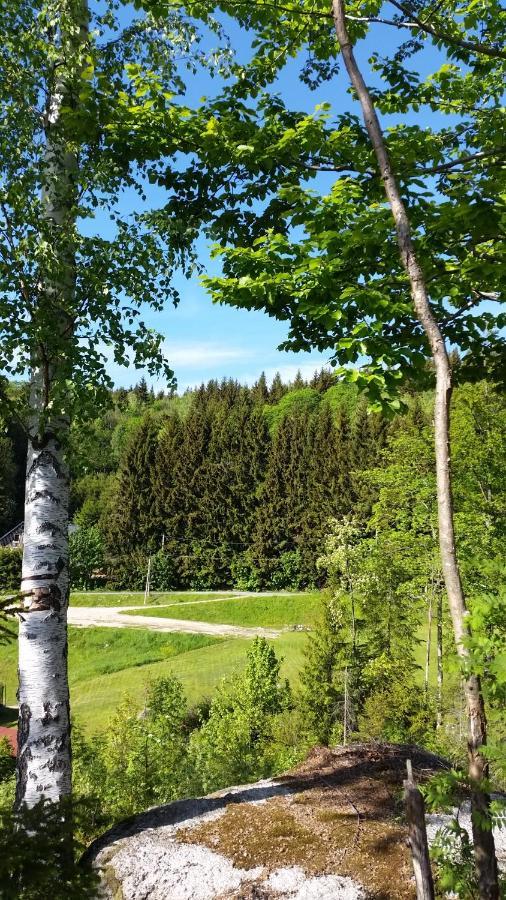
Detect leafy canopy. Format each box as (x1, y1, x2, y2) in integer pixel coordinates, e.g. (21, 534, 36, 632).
(0, 0, 232, 422)
(157, 0, 506, 410)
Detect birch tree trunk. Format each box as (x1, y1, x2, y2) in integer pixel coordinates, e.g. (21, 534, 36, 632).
(16, 412, 71, 807)
(331, 3, 499, 896)
(15, 0, 87, 810)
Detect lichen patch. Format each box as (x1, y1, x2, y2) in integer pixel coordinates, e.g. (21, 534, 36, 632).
(178, 743, 446, 899)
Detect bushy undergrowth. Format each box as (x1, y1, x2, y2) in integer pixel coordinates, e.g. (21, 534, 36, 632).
(1, 617, 504, 899)
(0, 547, 22, 591)
(69, 638, 302, 841)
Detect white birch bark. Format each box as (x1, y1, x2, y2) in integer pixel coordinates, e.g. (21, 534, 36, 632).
(15, 0, 88, 809)
(17, 410, 71, 806)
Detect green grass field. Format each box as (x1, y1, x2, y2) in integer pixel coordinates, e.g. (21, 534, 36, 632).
(0, 589, 440, 735)
(70, 591, 240, 607)
(71, 631, 309, 732)
(126, 592, 323, 628)
(0, 592, 313, 732)
(68, 628, 222, 681)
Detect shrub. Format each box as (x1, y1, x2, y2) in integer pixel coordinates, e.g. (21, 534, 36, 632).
(149, 548, 178, 591)
(69, 526, 104, 590)
(0, 738, 15, 784)
(0, 547, 22, 592)
(96, 675, 194, 821)
(190, 638, 291, 792)
(178, 541, 232, 590)
(230, 551, 261, 591)
(0, 798, 99, 899)
(270, 550, 302, 591)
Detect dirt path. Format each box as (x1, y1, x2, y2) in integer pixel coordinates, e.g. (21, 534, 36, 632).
(67, 605, 282, 639)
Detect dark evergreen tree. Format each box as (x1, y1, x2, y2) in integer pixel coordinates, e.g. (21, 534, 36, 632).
(105, 416, 160, 557)
(299, 403, 354, 582)
(268, 372, 287, 404)
(310, 368, 336, 393)
(291, 369, 306, 391)
(252, 410, 309, 585)
(154, 414, 185, 546)
(134, 377, 149, 405)
(115, 387, 128, 410)
(349, 398, 388, 522)
(196, 400, 270, 585)
(299, 597, 345, 744)
(251, 372, 269, 405)
(171, 402, 213, 584)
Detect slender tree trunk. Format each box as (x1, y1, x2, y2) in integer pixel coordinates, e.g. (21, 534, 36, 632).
(424, 586, 433, 695)
(15, 1, 88, 810)
(331, 3, 498, 896)
(436, 589, 443, 729)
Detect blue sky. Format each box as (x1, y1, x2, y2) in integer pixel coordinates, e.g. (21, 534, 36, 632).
(95, 4, 451, 392)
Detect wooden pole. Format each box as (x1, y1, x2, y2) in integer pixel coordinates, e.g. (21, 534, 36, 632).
(404, 760, 435, 900)
(144, 556, 151, 606)
(436, 590, 443, 728)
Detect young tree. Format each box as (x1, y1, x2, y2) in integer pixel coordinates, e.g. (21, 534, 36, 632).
(183, 2, 504, 891)
(0, 0, 230, 810)
(190, 638, 289, 792)
(299, 594, 346, 745)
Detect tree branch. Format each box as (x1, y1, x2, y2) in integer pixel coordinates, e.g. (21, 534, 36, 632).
(421, 148, 506, 175)
(387, 0, 506, 60)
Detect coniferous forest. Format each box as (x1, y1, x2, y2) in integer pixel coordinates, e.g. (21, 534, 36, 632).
(5, 368, 503, 598)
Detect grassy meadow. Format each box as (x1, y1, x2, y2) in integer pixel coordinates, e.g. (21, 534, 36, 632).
(0, 591, 317, 733)
(70, 591, 241, 607)
(0, 589, 440, 734)
(126, 592, 322, 628)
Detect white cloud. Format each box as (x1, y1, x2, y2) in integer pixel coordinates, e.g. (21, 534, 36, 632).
(162, 341, 252, 368)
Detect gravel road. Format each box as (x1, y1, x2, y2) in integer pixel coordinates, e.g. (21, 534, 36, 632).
(67, 605, 282, 639)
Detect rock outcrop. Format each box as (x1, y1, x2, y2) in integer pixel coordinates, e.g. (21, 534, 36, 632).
(83, 743, 460, 899)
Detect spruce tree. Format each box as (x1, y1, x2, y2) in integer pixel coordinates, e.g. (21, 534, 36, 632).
(252, 410, 309, 585)
(299, 596, 345, 745)
(173, 402, 212, 585)
(268, 372, 287, 404)
(251, 372, 269, 405)
(134, 377, 149, 405)
(154, 414, 185, 548)
(310, 369, 336, 393)
(291, 369, 306, 391)
(196, 399, 270, 585)
(350, 398, 388, 522)
(106, 416, 160, 558)
(299, 403, 354, 582)
(115, 388, 128, 410)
